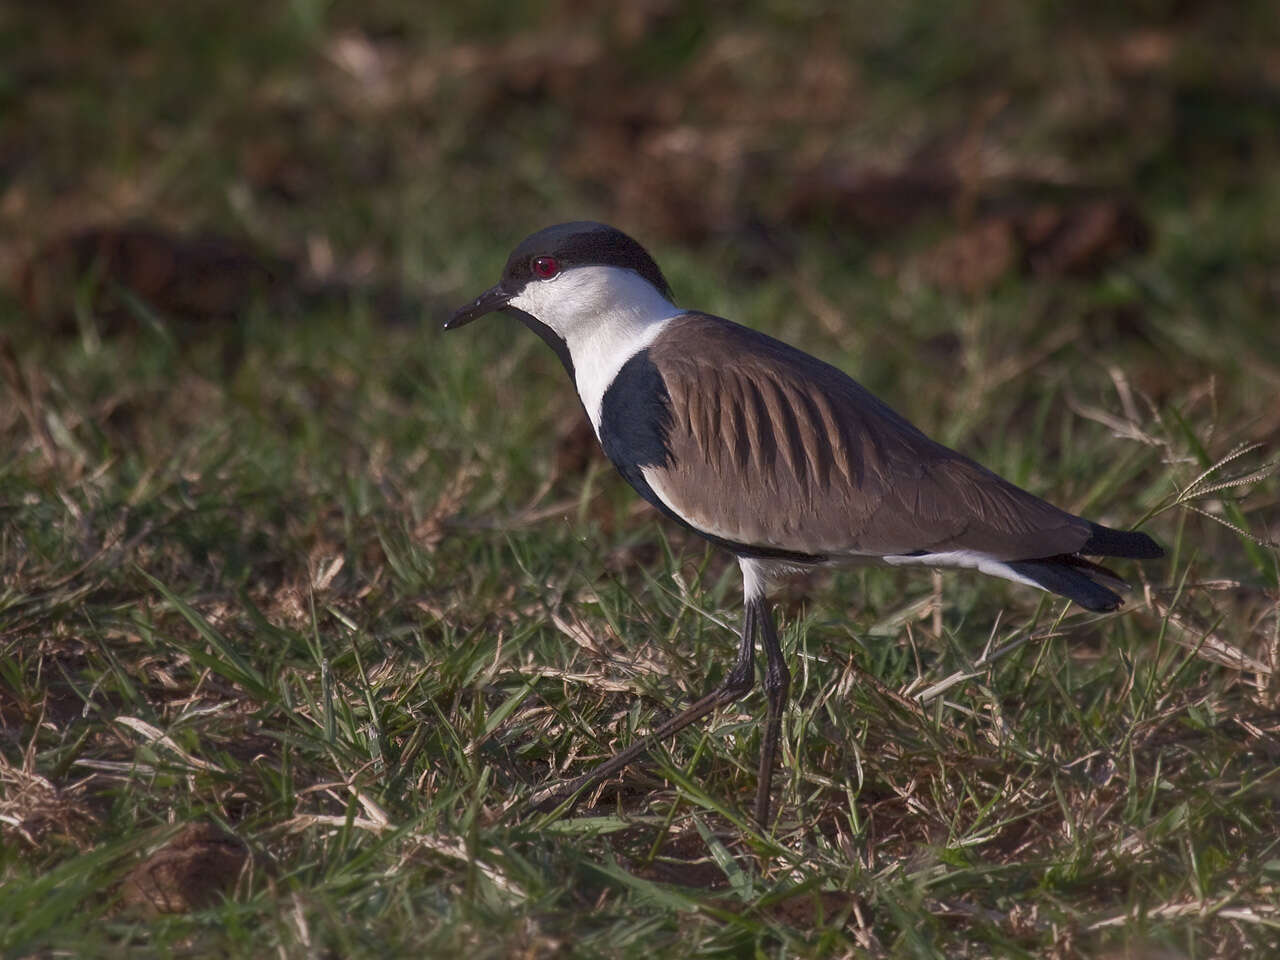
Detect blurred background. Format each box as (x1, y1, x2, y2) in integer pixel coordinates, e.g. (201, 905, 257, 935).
(5, 0, 1279, 343)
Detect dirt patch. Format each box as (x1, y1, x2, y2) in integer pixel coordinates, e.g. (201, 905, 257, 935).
(120, 822, 248, 914)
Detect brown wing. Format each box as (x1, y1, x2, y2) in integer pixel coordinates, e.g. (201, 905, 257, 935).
(643, 314, 1093, 560)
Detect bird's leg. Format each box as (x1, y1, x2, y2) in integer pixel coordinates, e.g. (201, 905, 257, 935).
(753, 597, 790, 828)
(532, 600, 761, 814)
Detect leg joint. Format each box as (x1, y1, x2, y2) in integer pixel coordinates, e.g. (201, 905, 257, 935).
(764, 657, 790, 697)
(719, 661, 756, 701)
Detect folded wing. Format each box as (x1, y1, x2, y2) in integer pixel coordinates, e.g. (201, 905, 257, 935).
(642, 313, 1100, 561)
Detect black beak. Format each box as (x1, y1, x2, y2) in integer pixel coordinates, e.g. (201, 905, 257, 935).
(444, 284, 511, 331)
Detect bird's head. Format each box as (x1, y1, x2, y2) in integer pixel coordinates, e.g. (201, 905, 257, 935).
(444, 222, 675, 347)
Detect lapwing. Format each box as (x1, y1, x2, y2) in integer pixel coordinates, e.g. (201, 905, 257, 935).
(445, 221, 1162, 826)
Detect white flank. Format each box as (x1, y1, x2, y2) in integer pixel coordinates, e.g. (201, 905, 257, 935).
(879, 549, 1045, 590)
(739, 556, 805, 600)
(507, 265, 680, 433)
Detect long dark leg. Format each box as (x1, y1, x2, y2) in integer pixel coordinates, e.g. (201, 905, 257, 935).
(532, 602, 761, 813)
(753, 597, 790, 828)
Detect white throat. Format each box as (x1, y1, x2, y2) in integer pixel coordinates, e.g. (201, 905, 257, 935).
(507, 265, 681, 433)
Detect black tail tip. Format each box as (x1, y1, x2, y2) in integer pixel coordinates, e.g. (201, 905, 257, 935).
(1086, 593, 1125, 613)
(1081, 523, 1164, 560)
(1008, 558, 1127, 612)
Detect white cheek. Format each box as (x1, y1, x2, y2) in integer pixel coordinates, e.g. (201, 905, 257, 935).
(508, 273, 605, 339)
(507, 281, 554, 321)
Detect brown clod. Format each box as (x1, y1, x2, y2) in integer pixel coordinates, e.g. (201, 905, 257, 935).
(120, 823, 247, 914)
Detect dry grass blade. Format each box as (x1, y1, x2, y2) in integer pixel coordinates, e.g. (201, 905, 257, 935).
(1147, 595, 1271, 678)
(1088, 899, 1280, 930)
(0, 759, 98, 850)
(113, 716, 226, 773)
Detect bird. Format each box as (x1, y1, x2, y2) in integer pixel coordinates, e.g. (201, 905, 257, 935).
(445, 221, 1162, 827)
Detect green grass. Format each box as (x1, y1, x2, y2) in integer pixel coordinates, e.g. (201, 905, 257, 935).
(3, 1, 1280, 956)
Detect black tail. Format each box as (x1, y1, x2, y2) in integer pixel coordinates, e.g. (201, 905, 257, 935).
(1007, 556, 1133, 612)
(1007, 520, 1163, 612)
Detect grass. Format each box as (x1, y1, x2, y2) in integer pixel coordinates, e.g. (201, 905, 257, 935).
(3, 1, 1280, 956)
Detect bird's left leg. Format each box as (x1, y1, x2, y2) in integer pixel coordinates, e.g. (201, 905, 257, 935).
(530, 599, 761, 814)
(753, 597, 790, 828)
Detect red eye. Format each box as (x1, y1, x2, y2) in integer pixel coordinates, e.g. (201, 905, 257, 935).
(531, 256, 560, 279)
